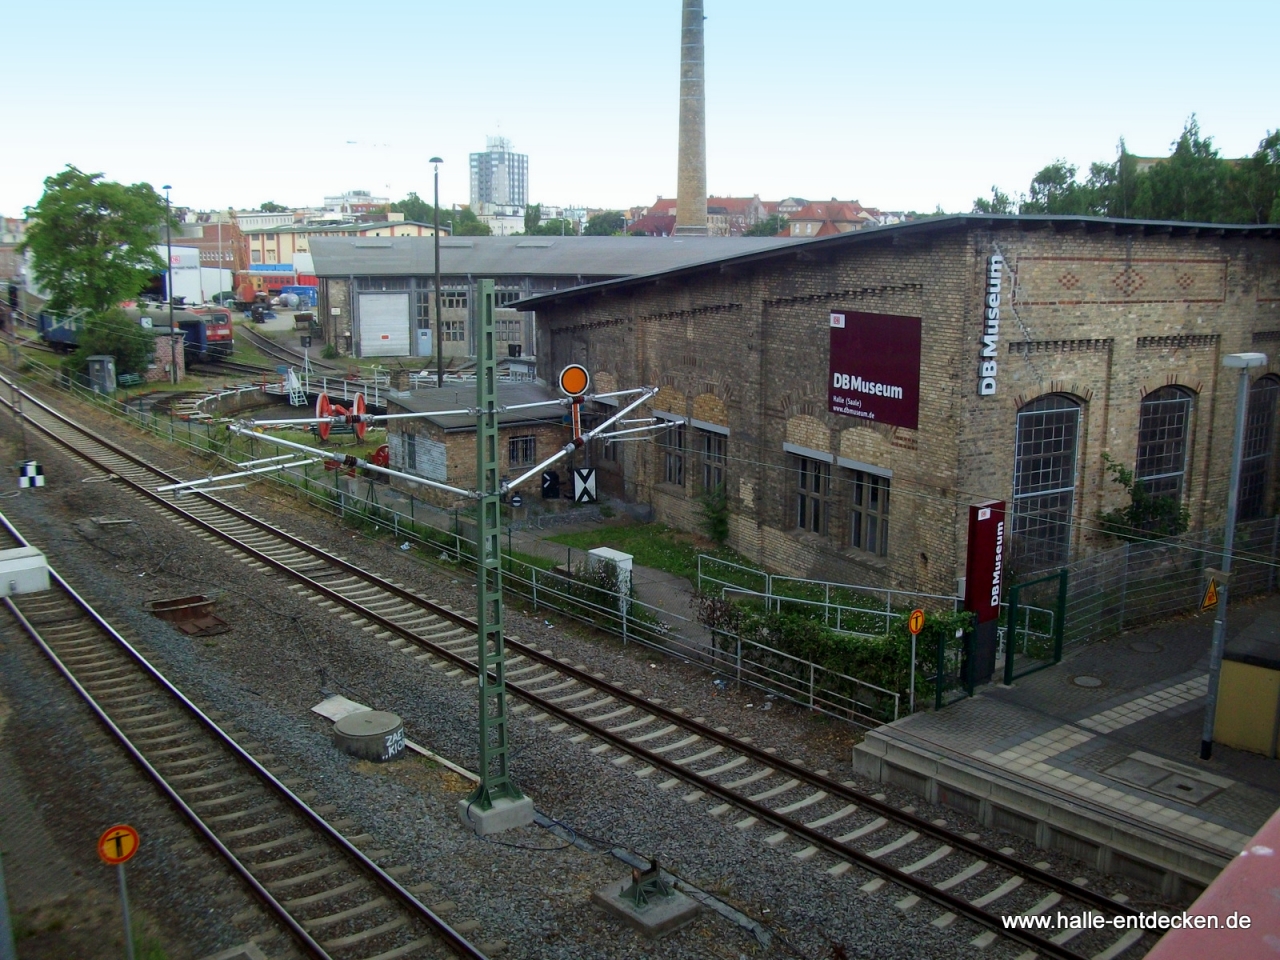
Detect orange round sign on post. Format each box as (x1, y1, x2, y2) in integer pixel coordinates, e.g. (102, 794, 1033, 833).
(97, 824, 140, 865)
(908, 609, 926, 636)
(558, 364, 590, 397)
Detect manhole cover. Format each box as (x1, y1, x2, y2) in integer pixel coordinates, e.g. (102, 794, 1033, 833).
(1073, 675, 1103, 688)
(1129, 641, 1163, 654)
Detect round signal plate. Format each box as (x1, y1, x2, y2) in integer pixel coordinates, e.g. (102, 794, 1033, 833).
(353, 394, 368, 441)
(316, 393, 332, 441)
(558, 364, 590, 397)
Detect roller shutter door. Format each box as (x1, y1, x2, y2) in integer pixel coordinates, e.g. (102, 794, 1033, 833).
(358, 293, 410, 357)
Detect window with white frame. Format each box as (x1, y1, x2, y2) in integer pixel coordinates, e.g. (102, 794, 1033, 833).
(661, 421, 685, 486)
(1011, 394, 1080, 570)
(1136, 386, 1194, 500)
(440, 290, 468, 309)
(441, 320, 465, 342)
(496, 319, 521, 341)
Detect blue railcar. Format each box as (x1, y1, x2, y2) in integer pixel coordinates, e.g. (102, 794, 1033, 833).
(39, 304, 235, 364)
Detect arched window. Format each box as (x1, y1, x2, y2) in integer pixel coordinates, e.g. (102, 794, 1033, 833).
(1135, 386, 1194, 500)
(1012, 394, 1081, 569)
(1239, 376, 1280, 521)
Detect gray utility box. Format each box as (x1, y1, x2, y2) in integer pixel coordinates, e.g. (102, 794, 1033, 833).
(0, 546, 50, 596)
(86, 355, 117, 394)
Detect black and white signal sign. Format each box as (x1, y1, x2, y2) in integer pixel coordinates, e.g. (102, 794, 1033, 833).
(573, 467, 597, 504)
(18, 461, 44, 489)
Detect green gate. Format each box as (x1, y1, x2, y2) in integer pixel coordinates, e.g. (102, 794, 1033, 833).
(1002, 569, 1068, 685)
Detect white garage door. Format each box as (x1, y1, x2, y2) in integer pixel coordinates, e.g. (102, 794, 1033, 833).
(358, 293, 410, 357)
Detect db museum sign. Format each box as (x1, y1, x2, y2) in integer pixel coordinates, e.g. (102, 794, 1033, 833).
(828, 311, 922, 430)
(964, 499, 1006, 684)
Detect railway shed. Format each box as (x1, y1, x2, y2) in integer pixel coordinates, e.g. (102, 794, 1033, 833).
(517, 214, 1280, 597)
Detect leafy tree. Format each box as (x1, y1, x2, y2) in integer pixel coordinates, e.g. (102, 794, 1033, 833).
(523, 203, 542, 233)
(452, 207, 491, 236)
(971, 186, 1016, 214)
(527, 218, 576, 236)
(1130, 117, 1228, 222)
(390, 191, 434, 223)
(584, 211, 625, 235)
(71, 308, 155, 376)
(1225, 130, 1280, 224)
(743, 214, 788, 236)
(389, 194, 491, 234)
(697, 485, 730, 543)
(258, 201, 288, 213)
(21, 165, 168, 315)
(1097, 453, 1189, 541)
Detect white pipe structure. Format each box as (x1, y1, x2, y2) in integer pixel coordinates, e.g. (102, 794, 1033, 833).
(225, 425, 479, 500)
(505, 387, 658, 493)
(156, 458, 321, 493)
(243, 388, 651, 430)
(180, 386, 657, 502)
(599, 422, 671, 443)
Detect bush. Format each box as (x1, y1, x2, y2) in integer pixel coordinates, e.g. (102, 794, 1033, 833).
(697, 485, 729, 544)
(1098, 452, 1189, 541)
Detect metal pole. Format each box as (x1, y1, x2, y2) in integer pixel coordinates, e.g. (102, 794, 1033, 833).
(118, 864, 136, 960)
(0, 851, 16, 960)
(431, 157, 444, 388)
(1202, 354, 1266, 759)
(909, 632, 916, 714)
(466, 279, 522, 810)
(164, 186, 176, 384)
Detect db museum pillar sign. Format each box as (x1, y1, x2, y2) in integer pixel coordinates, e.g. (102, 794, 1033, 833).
(963, 500, 1006, 684)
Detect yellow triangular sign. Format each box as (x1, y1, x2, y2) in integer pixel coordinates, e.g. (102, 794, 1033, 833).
(1201, 578, 1219, 612)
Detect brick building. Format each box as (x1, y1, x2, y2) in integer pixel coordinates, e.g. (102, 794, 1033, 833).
(383, 382, 567, 507)
(518, 215, 1280, 597)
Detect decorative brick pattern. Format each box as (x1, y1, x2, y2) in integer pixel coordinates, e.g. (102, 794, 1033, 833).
(1013, 256, 1228, 305)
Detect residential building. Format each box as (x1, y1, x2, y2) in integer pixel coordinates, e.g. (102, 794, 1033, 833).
(519, 215, 1280, 597)
(470, 137, 528, 214)
(785, 201, 878, 237)
(322, 190, 390, 219)
(233, 210, 298, 232)
(245, 221, 446, 267)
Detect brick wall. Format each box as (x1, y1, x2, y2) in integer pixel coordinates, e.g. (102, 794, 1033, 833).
(534, 222, 1280, 596)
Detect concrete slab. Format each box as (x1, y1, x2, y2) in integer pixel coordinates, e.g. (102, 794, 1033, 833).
(457, 795, 535, 836)
(590, 878, 701, 939)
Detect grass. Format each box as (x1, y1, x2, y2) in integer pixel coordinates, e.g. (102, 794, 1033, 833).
(546, 519, 752, 584)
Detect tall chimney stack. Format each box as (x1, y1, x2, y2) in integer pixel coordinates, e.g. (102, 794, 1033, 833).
(674, 0, 707, 235)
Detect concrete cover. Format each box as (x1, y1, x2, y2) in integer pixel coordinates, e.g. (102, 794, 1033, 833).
(458, 795, 535, 836)
(591, 877, 701, 939)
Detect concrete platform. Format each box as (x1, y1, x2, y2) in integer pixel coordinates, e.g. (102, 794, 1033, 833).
(590, 878, 701, 939)
(458, 795, 535, 836)
(854, 594, 1280, 898)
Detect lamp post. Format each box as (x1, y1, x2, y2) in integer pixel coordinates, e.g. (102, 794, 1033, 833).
(1200, 350, 1269, 759)
(431, 157, 444, 388)
(163, 185, 176, 384)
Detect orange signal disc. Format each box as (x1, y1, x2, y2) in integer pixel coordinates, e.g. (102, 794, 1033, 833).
(98, 824, 140, 865)
(558, 364, 590, 397)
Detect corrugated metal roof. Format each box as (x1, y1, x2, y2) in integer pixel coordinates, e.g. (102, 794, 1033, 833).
(309, 234, 798, 279)
(386, 381, 569, 431)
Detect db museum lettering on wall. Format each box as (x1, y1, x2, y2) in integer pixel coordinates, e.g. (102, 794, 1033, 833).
(978, 254, 1004, 396)
(828, 310, 922, 430)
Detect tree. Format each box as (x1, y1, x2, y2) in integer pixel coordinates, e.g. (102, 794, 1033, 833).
(390, 192, 434, 223)
(584, 211, 625, 235)
(21, 165, 168, 315)
(971, 186, 1015, 214)
(523, 203, 542, 233)
(1130, 117, 1228, 222)
(1225, 130, 1280, 224)
(743, 214, 788, 236)
(71, 308, 155, 376)
(259, 201, 288, 213)
(1097, 453, 1189, 541)
(527, 218, 576, 236)
(452, 207, 491, 236)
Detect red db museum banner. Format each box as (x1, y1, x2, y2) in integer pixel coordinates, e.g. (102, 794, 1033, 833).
(964, 500, 1006, 624)
(828, 311, 922, 430)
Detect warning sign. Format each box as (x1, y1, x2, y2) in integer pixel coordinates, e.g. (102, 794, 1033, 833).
(908, 609, 925, 636)
(1200, 578, 1220, 613)
(97, 824, 140, 865)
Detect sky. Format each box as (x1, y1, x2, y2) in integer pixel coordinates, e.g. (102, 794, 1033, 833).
(4, 1, 1278, 218)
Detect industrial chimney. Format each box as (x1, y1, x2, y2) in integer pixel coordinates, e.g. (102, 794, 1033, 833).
(674, 0, 708, 236)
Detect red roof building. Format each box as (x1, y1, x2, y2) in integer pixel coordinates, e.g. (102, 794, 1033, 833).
(785, 201, 877, 238)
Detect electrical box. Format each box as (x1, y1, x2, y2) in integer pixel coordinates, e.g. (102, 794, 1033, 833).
(587, 547, 633, 601)
(86, 355, 117, 394)
(0, 546, 50, 596)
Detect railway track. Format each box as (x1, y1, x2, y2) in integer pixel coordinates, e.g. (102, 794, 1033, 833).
(0, 374, 1161, 959)
(0, 511, 487, 960)
(239, 325, 342, 373)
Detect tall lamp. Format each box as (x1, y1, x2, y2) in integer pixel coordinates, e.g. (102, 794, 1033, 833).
(163, 185, 176, 384)
(431, 157, 444, 387)
(1201, 351, 1269, 759)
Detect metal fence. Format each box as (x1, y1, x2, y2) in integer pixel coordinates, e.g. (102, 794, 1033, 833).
(1056, 518, 1280, 647)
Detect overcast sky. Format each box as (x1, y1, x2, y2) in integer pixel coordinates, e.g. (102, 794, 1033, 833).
(5, 1, 1277, 218)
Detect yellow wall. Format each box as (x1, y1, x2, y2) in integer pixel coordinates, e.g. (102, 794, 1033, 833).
(1214, 659, 1280, 757)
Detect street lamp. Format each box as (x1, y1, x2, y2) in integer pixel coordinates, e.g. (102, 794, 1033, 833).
(163, 185, 176, 384)
(431, 157, 444, 388)
(1200, 350, 1269, 759)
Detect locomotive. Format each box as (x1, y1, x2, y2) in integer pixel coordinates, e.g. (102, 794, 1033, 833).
(39, 303, 235, 365)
